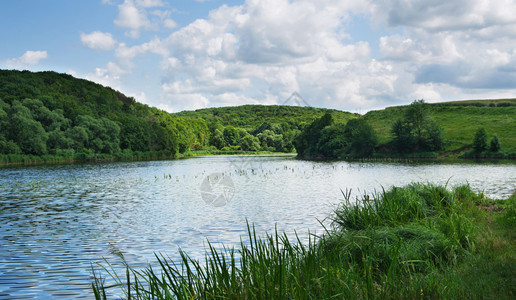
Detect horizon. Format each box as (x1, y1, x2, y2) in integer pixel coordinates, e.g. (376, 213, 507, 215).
(2, 68, 515, 115)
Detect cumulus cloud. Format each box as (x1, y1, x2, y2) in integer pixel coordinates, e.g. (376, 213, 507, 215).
(90, 0, 516, 112)
(5, 50, 48, 69)
(80, 31, 117, 50)
(372, 0, 516, 105)
(153, 0, 383, 110)
(114, 0, 153, 37)
(83, 61, 128, 90)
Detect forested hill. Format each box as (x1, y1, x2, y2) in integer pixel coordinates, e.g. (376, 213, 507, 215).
(0, 69, 208, 160)
(0, 69, 357, 162)
(175, 105, 357, 129)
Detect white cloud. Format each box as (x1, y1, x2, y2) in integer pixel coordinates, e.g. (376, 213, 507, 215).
(114, 0, 153, 37)
(115, 37, 168, 71)
(155, 0, 381, 111)
(83, 61, 128, 90)
(5, 50, 48, 69)
(89, 0, 516, 112)
(80, 31, 117, 51)
(135, 0, 164, 8)
(159, 92, 210, 112)
(163, 18, 177, 29)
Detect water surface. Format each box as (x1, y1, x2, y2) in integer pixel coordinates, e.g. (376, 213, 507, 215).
(0, 156, 514, 298)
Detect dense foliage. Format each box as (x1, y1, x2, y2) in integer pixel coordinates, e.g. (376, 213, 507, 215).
(390, 100, 444, 153)
(0, 70, 210, 161)
(1, 70, 514, 162)
(177, 105, 357, 153)
(295, 113, 378, 158)
(0, 70, 357, 161)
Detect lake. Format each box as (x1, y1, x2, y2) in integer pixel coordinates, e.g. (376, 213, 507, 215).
(0, 155, 515, 299)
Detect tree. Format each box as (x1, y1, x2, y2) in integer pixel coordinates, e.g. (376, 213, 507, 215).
(473, 127, 487, 153)
(391, 100, 444, 153)
(423, 121, 444, 151)
(66, 126, 89, 150)
(343, 118, 378, 157)
(210, 129, 225, 149)
(257, 130, 284, 152)
(294, 113, 334, 158)
(404, 99, 428, 146)
(240, 134, 261, 151)
(316, 123, 347, 158)
(9, 101, 48, 155)
(391, 119, 414, 153)
(223, 126, 240, 146)
(47, 130, 71, 150)
(489, 135, 500, 152)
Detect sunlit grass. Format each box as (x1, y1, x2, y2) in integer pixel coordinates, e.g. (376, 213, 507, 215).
(364, 101, 516, 154)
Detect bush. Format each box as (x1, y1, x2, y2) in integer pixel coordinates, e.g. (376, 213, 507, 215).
(489, 135, 501, 152)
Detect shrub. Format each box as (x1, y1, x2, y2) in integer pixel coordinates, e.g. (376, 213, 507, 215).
(489, 135, 501, 152)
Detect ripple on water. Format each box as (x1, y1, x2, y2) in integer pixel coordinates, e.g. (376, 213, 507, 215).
(0, 158, 514, 298)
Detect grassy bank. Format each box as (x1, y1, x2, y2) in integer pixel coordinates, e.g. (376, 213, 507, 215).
(364, 99, 516, 156)
(0, 150, 176, 166)
(91, 183, 515, 299)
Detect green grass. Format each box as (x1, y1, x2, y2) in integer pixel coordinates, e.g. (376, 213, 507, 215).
(364, 99, 516, 155)
(91, 183, 515, 299)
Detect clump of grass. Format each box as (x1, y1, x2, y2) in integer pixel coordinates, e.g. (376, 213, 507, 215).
(500, 192, 516, 226)
(91, 183, 513, 299)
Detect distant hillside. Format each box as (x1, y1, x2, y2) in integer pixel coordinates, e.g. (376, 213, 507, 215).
(176, 105, 357, 129)
(364, 99, 516, 153)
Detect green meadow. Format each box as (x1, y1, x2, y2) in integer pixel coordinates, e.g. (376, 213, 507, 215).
(364, 99, 516, 155)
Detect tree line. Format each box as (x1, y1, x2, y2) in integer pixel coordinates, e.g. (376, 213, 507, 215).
(1, 70, 507, 161)
(0, 70, 357, 161)
(295, 100, 447, 159)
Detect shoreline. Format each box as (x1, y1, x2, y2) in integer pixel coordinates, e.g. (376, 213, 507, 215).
(1, 150, 515, 168)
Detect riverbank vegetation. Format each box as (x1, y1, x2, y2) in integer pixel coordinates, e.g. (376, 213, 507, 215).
(91, 183, 515, 299)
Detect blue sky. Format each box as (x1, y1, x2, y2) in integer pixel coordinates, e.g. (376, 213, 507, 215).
(1, 0, 516, 113)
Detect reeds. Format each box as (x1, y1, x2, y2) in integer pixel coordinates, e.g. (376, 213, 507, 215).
(91, 183, 493, 299)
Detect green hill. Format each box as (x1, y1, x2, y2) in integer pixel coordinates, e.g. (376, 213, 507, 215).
(0, 69, 208, 162)
(364, 99, 516, 154)
(175, 105, 357, 153)
(176, 105, 357, 129)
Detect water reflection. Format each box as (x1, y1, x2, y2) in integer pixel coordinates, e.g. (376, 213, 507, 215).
(0, 157, 514, 298)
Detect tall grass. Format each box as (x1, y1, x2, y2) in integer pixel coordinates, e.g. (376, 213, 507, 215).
(91, 183, 512, 299)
